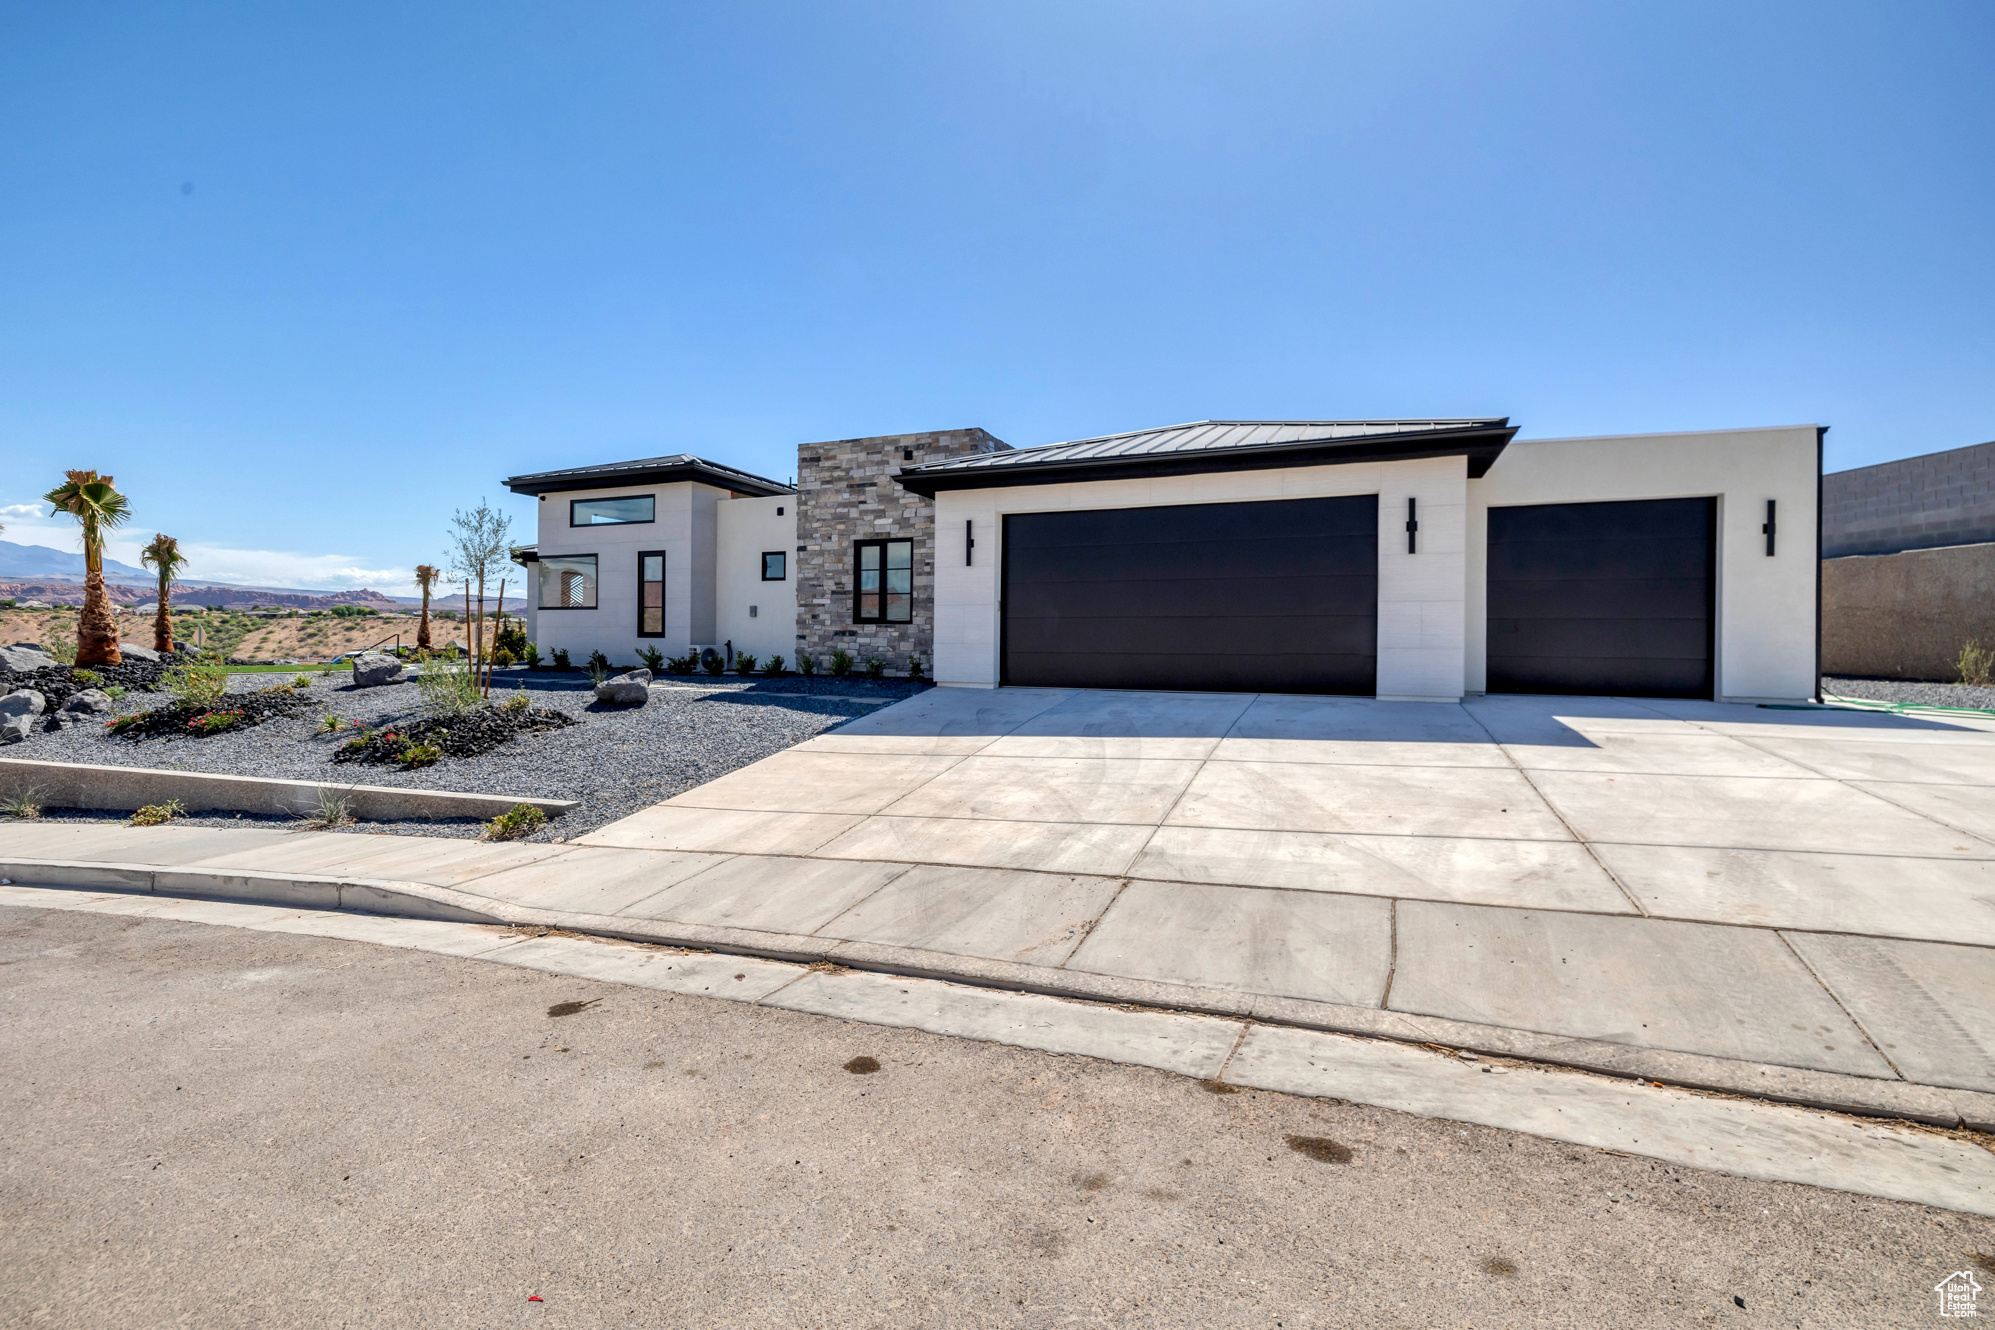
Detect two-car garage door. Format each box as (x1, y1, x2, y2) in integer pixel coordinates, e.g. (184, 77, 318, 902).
(999, 494, 1715, 698)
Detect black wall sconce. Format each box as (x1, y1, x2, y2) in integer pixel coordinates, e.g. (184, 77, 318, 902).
(1763, 499, 1776, 556)
(1406, 497, 1418, 553)
(966, 518, 975, 566)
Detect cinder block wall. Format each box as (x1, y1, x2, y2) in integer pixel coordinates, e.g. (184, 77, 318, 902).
(795, 428, 1007, 673)
(1822, 542, 1995, 679)
(1825, 439, 1995, 558)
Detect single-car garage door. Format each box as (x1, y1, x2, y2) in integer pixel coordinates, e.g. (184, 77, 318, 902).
(1001, 495, 1377, 693)
(1486, 497, 1715, 698)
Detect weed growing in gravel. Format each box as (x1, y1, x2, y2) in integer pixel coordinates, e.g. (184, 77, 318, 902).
(302, 786, 356, 829)
(318, 712, 345, 734)
(863, 656, 885, 680)
(829, 649, 853, 677)
(636, 645, 665, 673)
(1959, 640, 1994, 687)
(735, 652, 758, 675)
(502, 689, 531, 713)
(798, 653, 817, 677)
(763, 654, 784, 676)
(0, 785, 48, 819)
(483, 802, 546, 841)
(291, 673, 313, 688)
(129, 798, 186, 827)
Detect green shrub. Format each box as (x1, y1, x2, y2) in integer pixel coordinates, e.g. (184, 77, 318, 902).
(763, 654, 785, 676)
(104, 684, 128, 701)
(702, 651, 725, 676)
(798, 653, 817, 677)
(483, 802, 547, 841)
(502, 688, 531, 713)
(734, 652, 758, 675)
(129, 799, 187, 827)
(69, 668, 100, 686)
(1960, 640, 1994, 687)
(636, 645, 666, 673)
(586, 649, 611, 674)
(291, 673, 313, 688)
(318, 712, 345, 735)
(665, 652, 698, 675)
(906, 655, 925, 682)
(187, 709, 247, 735)
(829, 649, 853, 677)
(491, 648, 516, 667)
(521, 642, 542, 669)
(550, 647, 571, 669)
(105, 713, 144, 735)
(163, 662, 228, 708)
(416, 655, 483, 716)
(494, 622, 528, 656)
(0, 785, 48, 819)
(397, 741, 443, 769)
(863, 656, 885, 680)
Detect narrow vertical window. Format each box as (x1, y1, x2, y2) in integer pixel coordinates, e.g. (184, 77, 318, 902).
(853, 539, 913, 623)
(638, 551, 665, 637)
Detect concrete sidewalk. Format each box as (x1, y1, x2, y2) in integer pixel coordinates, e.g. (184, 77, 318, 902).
(5, 687, 1994, 1129)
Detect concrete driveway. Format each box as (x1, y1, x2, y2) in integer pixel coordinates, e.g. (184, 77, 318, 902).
(569, 686, 1995, 1105)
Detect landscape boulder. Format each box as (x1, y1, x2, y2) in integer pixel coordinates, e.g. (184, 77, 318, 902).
(116, 642, 161, 662)
(52, 688, 113, 728)
(0, 689, 46, 741)
(593, 669, 652, 706)
(0, 642, 54, 673)
(351, 651, 411, 688)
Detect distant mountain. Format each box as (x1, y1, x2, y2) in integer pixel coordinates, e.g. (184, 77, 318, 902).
(0, 539, 153, 585)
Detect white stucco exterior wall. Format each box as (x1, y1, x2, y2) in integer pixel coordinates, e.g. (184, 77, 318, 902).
(931, 457, 1472, 699)
(1465, 425, 1820, 701)
(716, 494, 799, 665)
(529, 480, 727, 667)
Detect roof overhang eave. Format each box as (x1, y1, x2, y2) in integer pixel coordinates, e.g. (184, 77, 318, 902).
(892, 423, 1519, 497)
(503, 462, 795, 498)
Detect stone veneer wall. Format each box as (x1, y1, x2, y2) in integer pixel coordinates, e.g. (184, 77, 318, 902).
(796, 428, 1007, 673)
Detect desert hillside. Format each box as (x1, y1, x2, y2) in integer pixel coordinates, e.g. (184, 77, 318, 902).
(0, 605, 507, 663)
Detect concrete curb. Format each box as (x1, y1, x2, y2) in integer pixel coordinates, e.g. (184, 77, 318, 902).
(3, 851, 1991, 1134)
(0, 758, 580, 823)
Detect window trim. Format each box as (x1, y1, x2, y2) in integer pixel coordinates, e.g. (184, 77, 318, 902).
(538, 552, 599, 611)
(852, 537, 914, 624)
(636, 549, 667, 638)
(761, 550, 787, 582)
(569, 494, 657, 528)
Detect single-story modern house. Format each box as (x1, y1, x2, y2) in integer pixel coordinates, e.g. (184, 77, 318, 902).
(506, 419, 1822, 702)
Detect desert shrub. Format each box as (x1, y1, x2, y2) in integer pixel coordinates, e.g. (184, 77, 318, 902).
(636, 645, 666, 673)
(550, 647, 571, 669)
(734, 652, 758, 675)
(1960, 640, 1994, 687)
(129, 799, 187, 827)
(303, 786, 356, 830)
(863, 656, 885, 681)
(483, 802, 547, 841)
(162, 662, 229, 708)
(502, 688, 531, 712)
(763, 654, 785, 676)
(416, 655, 483, 716)
(829, 649, 853, 677)
(0, 785, 48, 820)
(798, 653, 817, 677)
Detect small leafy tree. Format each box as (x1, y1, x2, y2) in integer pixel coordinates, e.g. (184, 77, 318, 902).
(43, 470, 132, 666)
(139, 534, 188, 654)
(444, 500, 514, 698)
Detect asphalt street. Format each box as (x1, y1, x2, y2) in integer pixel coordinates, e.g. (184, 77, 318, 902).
(3, 906, 1989, 1329)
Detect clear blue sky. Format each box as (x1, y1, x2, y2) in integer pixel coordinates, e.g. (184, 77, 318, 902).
(3, 2, 1990, 592)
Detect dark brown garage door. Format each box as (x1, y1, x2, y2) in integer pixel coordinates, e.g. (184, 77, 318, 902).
(1001, 495, 1377, 693)
(1486, 497, 1715, 698)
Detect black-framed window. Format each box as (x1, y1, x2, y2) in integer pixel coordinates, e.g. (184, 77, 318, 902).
(570, 495, 655, 526)
(638, 550, 666, 637)
(539, 554, 597, 609)
(761, 551, 786, 581)
(854, 539, 912, 623)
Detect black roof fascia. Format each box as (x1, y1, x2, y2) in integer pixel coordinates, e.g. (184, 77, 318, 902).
(892, 423, 1519, 497)
(503, 459, 795, 498)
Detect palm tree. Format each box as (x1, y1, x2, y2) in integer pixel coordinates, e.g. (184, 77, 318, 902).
(414, 564, 440, 651)
(139, 534, 189, 654)
(43, 470, 132, 667)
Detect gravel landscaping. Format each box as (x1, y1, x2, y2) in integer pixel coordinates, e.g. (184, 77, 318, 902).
(1821, 675, 1995, 710)
(1, 669, 929, 841)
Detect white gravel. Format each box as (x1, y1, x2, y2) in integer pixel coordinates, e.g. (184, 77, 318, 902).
(7, 669, 928, 841)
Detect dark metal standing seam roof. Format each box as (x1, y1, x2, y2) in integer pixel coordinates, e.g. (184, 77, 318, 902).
(892, 419, 1518, 495)
(503, 453, 795, 498)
